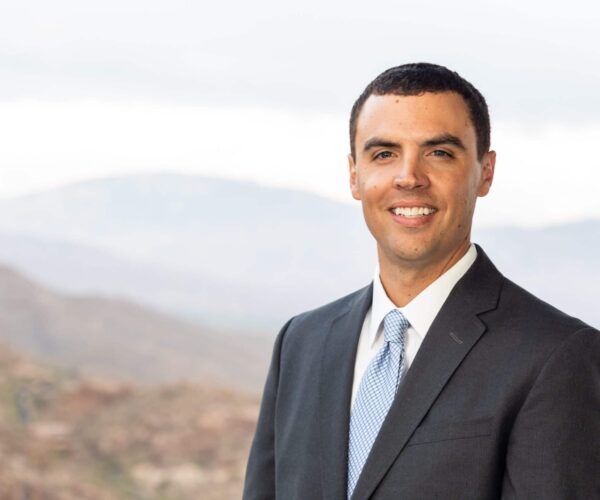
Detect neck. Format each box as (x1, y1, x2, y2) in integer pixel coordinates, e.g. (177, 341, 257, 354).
(378, 240, 471, 307)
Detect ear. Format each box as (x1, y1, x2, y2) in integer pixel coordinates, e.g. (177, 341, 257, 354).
(348, 154, 361, 200)
(477, 150, 496, 197)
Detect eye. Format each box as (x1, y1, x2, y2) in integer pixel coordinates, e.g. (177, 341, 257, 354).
(430, 149, 453, 158)
(374, 150, 395, 160)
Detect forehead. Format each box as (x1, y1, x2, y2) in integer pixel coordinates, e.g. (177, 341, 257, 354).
(355, 92, 476, 147)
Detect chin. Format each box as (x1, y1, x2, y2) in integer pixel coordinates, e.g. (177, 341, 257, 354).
(381, 244, 432, 265)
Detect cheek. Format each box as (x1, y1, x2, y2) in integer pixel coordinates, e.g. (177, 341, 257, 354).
(366, 183, 380, 195)
(458, 193, 475, 213)
(363, 172, 391, 199)
(445, 176, 479, 208)
(358, 178, 383, 206)
(361, 167, 389, 191)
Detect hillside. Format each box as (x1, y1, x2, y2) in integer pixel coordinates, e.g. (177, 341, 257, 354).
(0, 266, 271, 391)
(0, 174, 373, 330)
(0, 343, 258, 499)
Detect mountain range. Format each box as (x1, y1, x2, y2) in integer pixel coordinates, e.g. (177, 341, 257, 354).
(0, 173, 597, 331)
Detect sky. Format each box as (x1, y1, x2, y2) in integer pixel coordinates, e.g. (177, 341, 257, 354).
(1, 0, 599, 228)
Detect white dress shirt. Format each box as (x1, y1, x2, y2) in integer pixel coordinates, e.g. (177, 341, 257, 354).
(351, 245, 478, 406)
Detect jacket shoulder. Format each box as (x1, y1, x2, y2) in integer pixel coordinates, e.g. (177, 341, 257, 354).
(275, 284, 371, 351)
(271, 284, 371, 374)
(499, 277, 593, 333)
(289, 283, 372, 328)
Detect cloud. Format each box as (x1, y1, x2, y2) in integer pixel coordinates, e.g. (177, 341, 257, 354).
(0, 100, 598, 227)
(1, 1, 599, 226)
(1, 1, 600, 121)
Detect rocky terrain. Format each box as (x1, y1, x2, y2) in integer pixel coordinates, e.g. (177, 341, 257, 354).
(0, 343, 259, 499)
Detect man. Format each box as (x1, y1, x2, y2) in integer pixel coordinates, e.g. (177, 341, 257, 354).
(243, 63, 599, 499)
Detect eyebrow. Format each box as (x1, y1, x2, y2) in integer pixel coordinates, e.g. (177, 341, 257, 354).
(421, 134, 466, 151)
(362, 133, 467, 154)
(362, 138, 401, 153)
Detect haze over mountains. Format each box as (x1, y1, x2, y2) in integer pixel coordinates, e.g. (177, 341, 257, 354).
(0, 266, 270, 390)
(0, 174, 373, 331)
(0, 173, 597, 332)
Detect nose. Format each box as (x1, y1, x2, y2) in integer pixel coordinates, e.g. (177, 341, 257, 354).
(393, 153, 429, 190)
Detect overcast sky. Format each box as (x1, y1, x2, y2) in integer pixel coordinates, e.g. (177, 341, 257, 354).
(1, 0, 599, 227)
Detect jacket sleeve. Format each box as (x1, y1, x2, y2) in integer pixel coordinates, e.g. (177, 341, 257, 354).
(501, 327, 600, 499)
(242, 317, 294, 500)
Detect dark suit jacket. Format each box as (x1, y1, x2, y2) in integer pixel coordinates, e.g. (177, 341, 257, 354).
(243, 247, 599, 499)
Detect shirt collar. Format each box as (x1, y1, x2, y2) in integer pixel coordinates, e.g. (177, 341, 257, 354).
(369, 244, 478, 346)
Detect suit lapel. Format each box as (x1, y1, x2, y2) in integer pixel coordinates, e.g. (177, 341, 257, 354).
(351, 248, 503, 499)
(319, 284, 373, 500)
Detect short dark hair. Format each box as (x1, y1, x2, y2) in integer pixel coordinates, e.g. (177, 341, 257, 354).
(349, 63, 491, 160)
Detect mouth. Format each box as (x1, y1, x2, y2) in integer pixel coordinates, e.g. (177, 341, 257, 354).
(389, 206, 437, 218)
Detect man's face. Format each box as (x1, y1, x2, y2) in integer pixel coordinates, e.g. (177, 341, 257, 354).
(349, 91, 495, 272)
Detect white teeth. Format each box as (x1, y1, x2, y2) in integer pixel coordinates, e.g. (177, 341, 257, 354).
(392, 207, 436, 217)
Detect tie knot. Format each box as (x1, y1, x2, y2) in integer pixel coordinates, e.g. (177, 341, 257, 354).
(383, 309, 409, 345)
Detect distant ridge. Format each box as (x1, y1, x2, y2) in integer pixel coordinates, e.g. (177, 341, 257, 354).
(0, 264, 270, 390)
(0, 173, 373, 329)
(0, 173, 596, 329)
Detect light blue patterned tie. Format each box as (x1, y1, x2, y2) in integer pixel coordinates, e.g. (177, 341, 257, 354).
(347, 309, 409, 498)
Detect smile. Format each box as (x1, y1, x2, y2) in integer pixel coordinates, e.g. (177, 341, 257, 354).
(390, 207, 437, 217)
